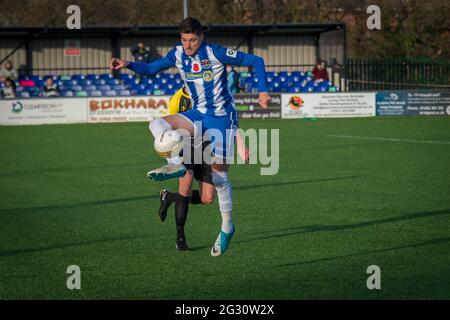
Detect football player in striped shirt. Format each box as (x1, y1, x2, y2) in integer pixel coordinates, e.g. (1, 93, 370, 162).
(110, 17, 269, 256)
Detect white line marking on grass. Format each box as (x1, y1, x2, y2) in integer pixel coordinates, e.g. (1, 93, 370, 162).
(328, 135, 450, 145)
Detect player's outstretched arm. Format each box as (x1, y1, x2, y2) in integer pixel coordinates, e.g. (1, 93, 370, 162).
(236, 129, 250, 164)
(110, 58, 129, 71)
(214, 45, 271, 109)
(110, 47, 177, 76)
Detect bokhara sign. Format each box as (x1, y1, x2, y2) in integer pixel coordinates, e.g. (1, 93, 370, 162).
(88, 96, 170, 123)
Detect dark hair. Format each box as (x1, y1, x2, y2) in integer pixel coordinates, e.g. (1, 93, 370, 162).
(179, 17, 203, 35)
(5, 77, 16, 89)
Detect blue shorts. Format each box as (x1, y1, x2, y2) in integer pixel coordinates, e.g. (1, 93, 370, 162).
(179, 107, 238, 161)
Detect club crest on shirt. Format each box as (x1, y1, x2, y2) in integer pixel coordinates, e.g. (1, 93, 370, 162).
(201, 59, 211, 69)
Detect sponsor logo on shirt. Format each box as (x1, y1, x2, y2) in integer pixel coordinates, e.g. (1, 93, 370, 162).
(185, 73, 204, 81)
(203, 70, 214, 82)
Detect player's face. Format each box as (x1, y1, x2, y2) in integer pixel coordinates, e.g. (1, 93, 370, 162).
(181, 33, 204, 56)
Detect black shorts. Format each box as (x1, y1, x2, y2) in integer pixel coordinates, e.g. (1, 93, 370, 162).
(182, 140, 213, 185)
(184, 162, 213, 184)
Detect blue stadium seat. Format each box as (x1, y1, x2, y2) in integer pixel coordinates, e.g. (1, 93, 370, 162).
(318, 81, 332, 88)
(124, 78, 137, 86)
(93, 79, 106, 86)
(103, 90, 116, 96)
(83, 85, 97, 91)
(71, 74, 85, 81)
(305, 80, 316, 88)
(112, 85, 125, 91)
(99, 73, 113, 80)
(300, 86, 314, 93)
(120, 74, 133, 81)
(61, 90, 74, 97)
(88, 90, 102, 97)
(98, 85, 111, 91)
(314, 86, 328, 92)
(136, 89, 152, 96)
(118, 90, 131, 96)
(71, 85, 83, 91)
(63, 80, 78, 86)
(29, 91, 40, 97)
(78, 79, 92, 86)
(107, 79, 120, 86)
(19, 91, 30, 98)
(16, 86, 25, 93)
(291, 71, 301, 77)
(86, 74, 99, 81)
(30, 75, 43, 82)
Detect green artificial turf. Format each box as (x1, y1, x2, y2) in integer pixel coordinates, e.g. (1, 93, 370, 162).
(0, 116, 449, 299)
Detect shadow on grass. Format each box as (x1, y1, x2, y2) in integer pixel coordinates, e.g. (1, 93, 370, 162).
(235, 208, 450, 244)
(234, 175, 365, 191)
(277, 236, 450, 267)
(0, 195, 158, 216)
(0, 235, 146, 258)
(0, 161, 151, 178)
(0, 175, 364, 216)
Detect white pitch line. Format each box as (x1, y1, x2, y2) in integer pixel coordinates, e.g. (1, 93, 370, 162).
(328, 135, 450, 145)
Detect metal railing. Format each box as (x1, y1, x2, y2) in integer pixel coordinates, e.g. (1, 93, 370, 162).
(346, 58, 450, 91)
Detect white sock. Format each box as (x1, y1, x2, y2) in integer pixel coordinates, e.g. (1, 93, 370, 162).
(221, 211, 233, 233)
(212, 171, 233, 233)
(167, 155, 183, 165)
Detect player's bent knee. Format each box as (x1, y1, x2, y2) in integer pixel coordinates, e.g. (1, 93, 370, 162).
(149, 117, 171, 138)
(201, 195, 214, 205)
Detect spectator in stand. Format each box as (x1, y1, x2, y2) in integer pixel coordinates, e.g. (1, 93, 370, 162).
(131, 42, 151, 63)
(226, 65, 239, 95)
(42, 77, 59, 97)
(0, 60, 18, 82)
(312, 59, 329, 83)
(131, 42, 152, 83)
(1, 78, 16, 99)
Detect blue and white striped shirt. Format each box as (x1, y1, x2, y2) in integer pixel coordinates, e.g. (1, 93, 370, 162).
(127, 41, 267, 116)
